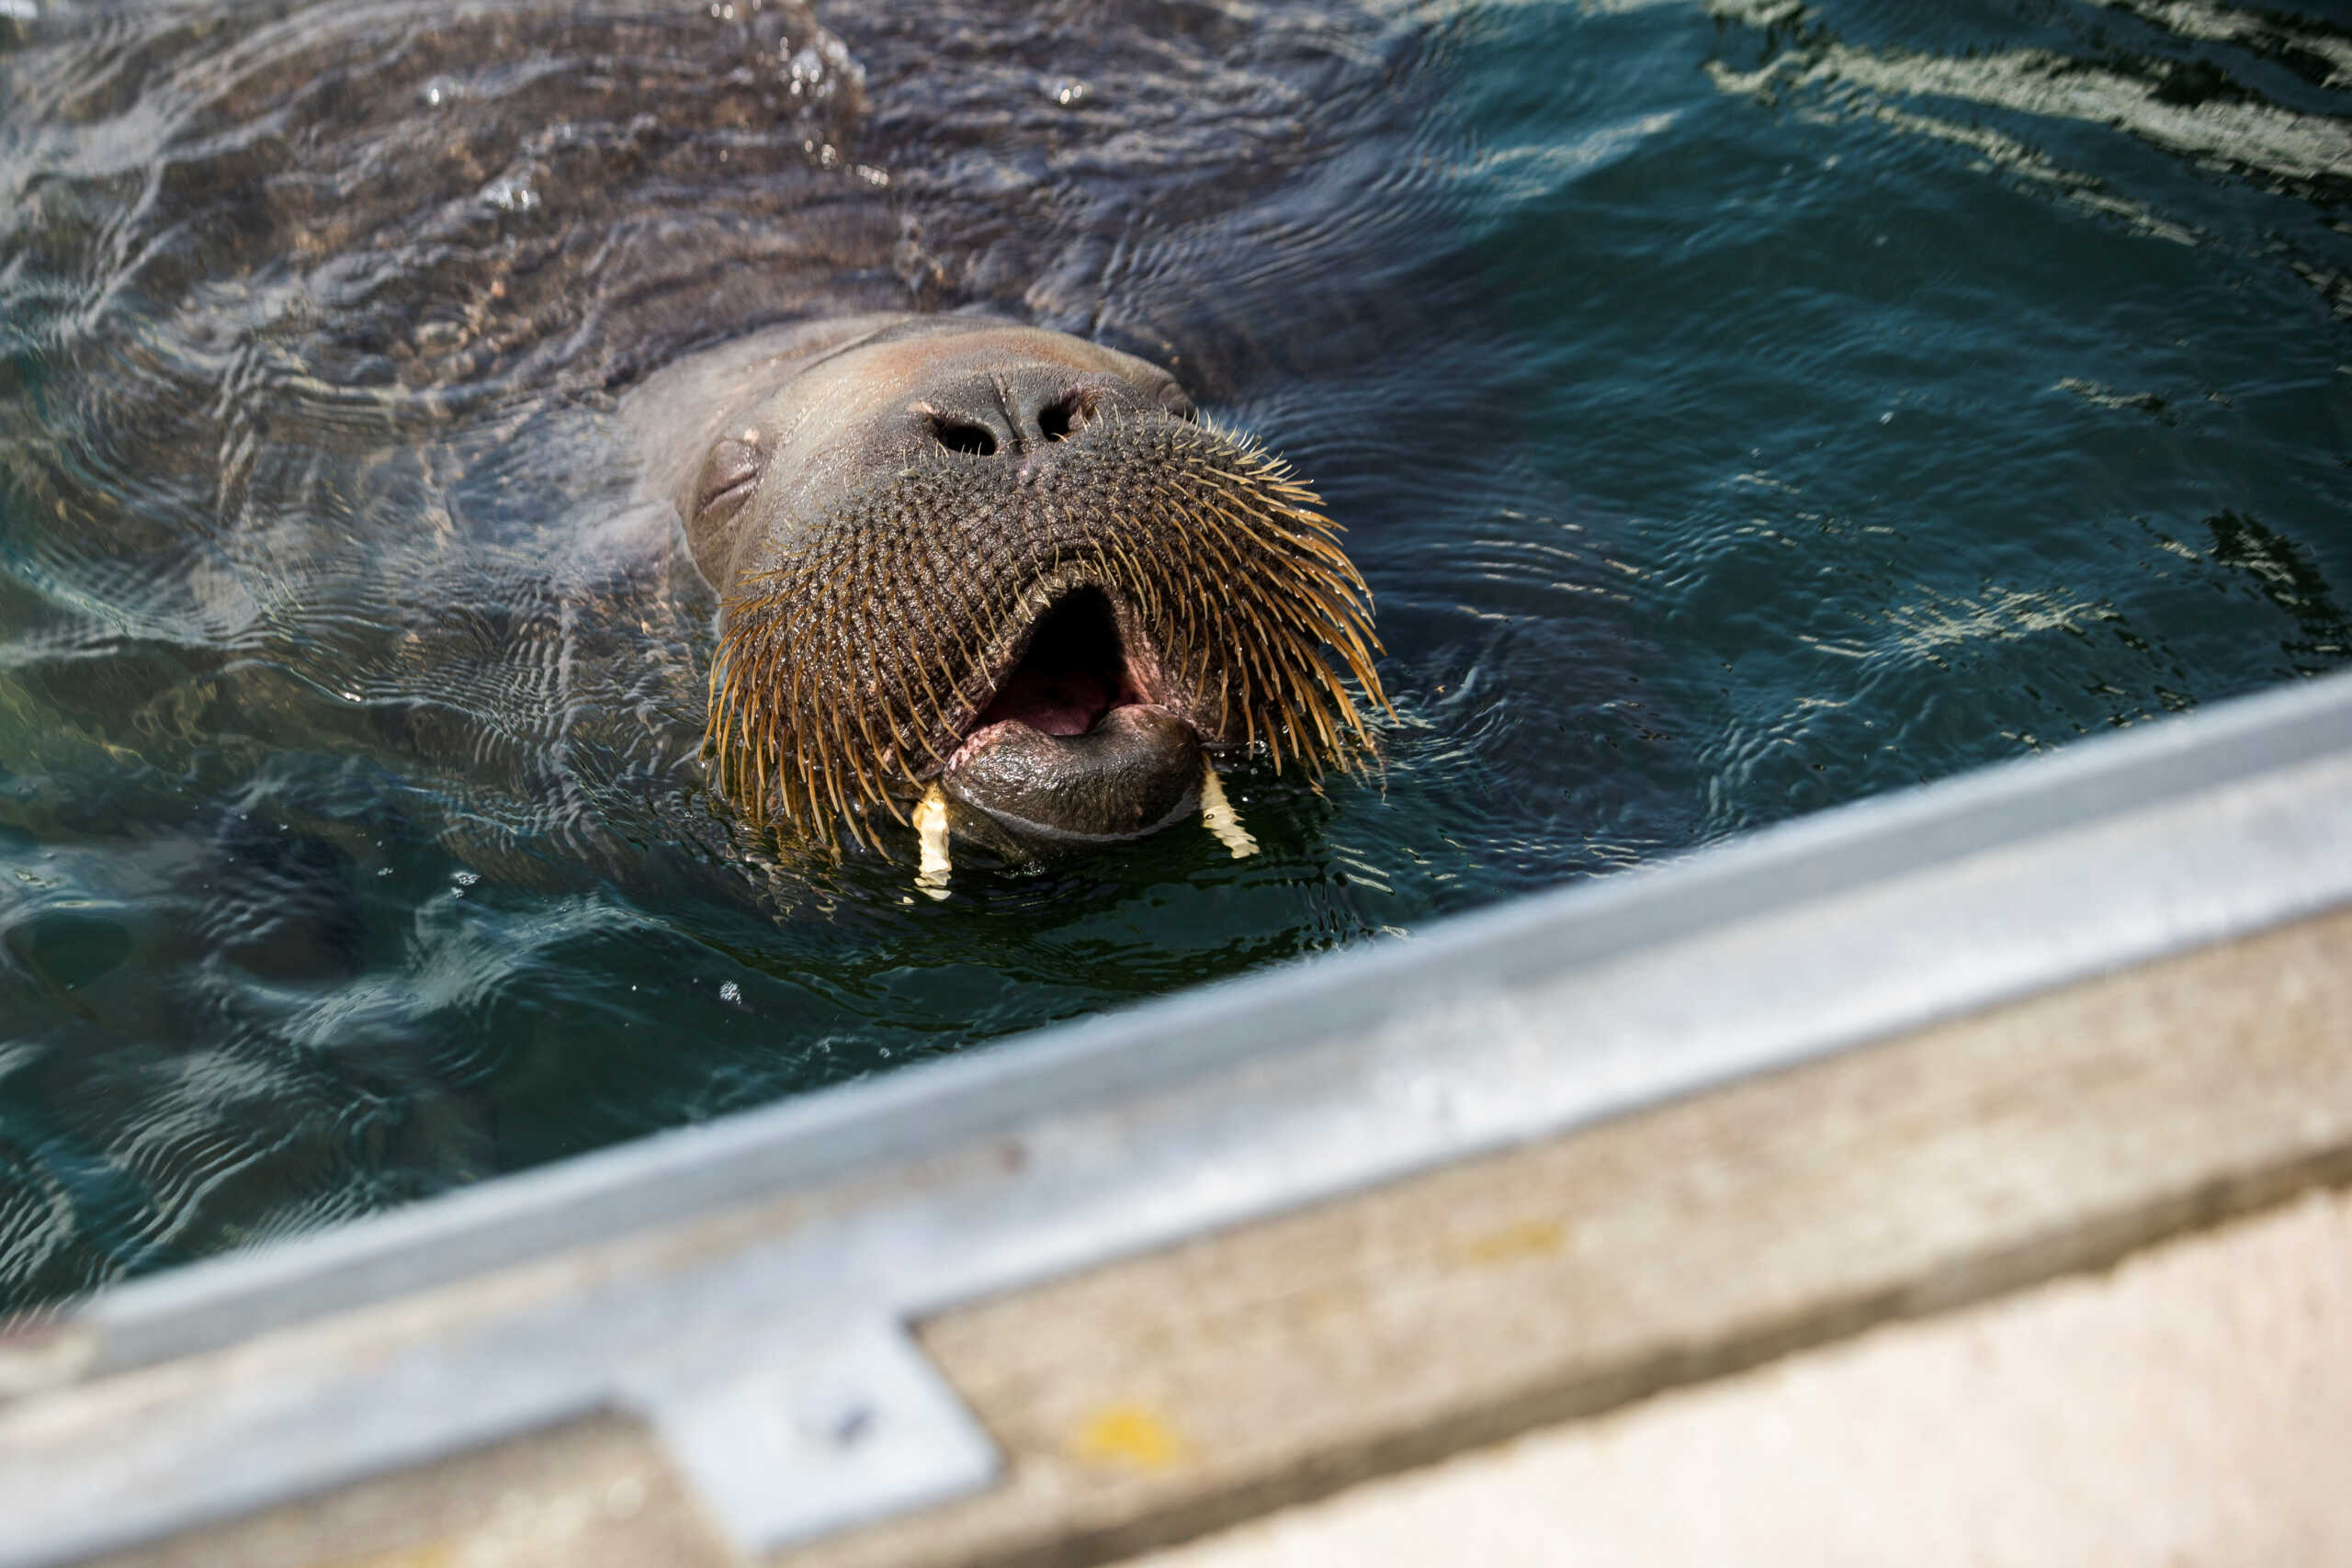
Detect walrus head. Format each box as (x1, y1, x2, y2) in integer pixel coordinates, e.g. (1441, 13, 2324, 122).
(628, 315, 1383, 866)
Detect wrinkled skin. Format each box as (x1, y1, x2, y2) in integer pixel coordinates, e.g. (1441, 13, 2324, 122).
(623, 313, 1331, 852)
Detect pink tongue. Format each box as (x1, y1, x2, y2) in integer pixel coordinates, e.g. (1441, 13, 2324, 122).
(978, 667, 1114, 737)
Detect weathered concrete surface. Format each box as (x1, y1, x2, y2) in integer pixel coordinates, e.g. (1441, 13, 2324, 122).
(804, 905, 2352, 1568)
(1135, 1183, 2352, 1568)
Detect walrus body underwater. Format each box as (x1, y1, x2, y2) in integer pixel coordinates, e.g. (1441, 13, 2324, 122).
(624, 312, 1383, 894)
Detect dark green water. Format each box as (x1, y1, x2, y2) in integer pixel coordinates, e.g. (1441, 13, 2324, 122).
(2, 0, 2346, 1312)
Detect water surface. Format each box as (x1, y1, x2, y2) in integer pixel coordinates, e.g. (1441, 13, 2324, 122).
(3, 0, 2347, 1310)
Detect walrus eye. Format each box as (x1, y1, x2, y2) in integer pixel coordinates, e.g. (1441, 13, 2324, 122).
(696, 435, 764, 522)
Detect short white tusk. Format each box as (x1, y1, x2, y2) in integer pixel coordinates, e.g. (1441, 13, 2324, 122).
(1200, 763, 1259, 859)
(914, 784, 953, 899)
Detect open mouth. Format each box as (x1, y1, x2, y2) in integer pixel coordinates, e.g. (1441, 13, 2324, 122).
(929, 583, 1227, 857)
(957, 585, 1149, 753)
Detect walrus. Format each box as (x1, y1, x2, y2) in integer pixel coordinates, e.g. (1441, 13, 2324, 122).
(622, 311, 1385, 894)
(0, 0, 1429, 909)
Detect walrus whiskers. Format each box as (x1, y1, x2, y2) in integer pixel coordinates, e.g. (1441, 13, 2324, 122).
(708, 414, 1385, 850)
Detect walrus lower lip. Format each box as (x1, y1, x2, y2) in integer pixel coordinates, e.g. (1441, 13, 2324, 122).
(942, 704, 1206, 843)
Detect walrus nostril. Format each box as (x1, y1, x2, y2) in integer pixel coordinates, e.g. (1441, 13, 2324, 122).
(933, 416, 997, 457)
(1038, 393, 1093, 442)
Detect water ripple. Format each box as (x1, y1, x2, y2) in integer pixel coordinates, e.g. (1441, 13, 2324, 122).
(1, 0, 2347, 1308)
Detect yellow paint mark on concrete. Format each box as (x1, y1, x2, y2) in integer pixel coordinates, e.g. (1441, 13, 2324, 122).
(1450, 1216, 1566, 1266)
(1071, 1402, 1194, 1472)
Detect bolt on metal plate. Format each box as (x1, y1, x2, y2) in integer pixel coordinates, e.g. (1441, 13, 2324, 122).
(629, 1314, 1000, 1556)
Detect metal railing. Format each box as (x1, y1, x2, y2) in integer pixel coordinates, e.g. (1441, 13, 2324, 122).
(8, 669, 2352, 1565)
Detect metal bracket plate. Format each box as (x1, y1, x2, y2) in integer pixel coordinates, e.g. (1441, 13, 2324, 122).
(630, 1315, 999, 1555)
